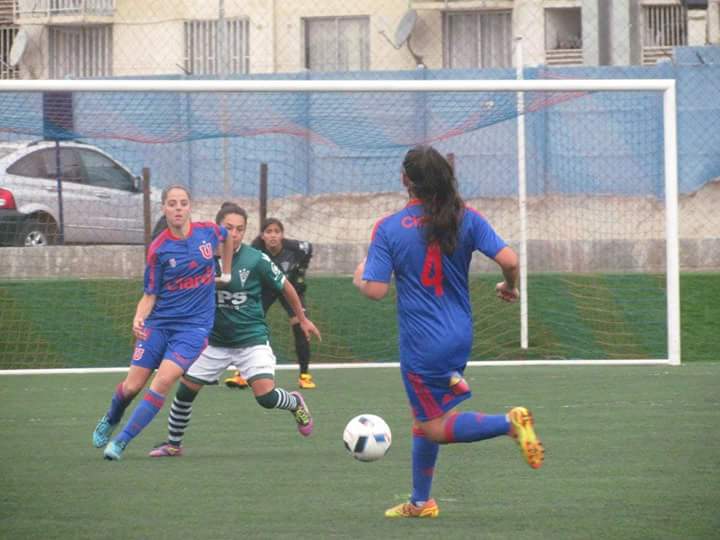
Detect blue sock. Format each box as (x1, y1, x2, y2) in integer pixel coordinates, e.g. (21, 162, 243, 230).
(115, 389, 165, 444)
(107, 382, 133, 425)
(410, 430, 439, 506)
(444, 412, 510, 443)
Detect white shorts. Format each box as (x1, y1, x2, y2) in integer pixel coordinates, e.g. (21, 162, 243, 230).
(186, 343, 276, 385)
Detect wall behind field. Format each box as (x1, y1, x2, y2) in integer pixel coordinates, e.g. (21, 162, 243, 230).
(2, 61, 716, 198)
(62, 61, 719, 200)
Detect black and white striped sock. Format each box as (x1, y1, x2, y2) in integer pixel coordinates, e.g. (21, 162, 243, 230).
(273, 388, 299, 410)
(167, 398, 192, 447)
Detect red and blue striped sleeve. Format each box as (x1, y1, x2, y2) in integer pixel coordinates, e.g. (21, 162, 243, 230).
(144, 237, 164, 295)
(212, 222, 228, 244)
(194, 221, 228, 247)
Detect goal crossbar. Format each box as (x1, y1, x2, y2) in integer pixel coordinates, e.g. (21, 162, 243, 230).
(0, 78, 675, 93)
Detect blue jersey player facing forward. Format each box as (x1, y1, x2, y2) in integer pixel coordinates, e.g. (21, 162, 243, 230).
(93, 184, 234, 460)
(354, 146, 544, 518)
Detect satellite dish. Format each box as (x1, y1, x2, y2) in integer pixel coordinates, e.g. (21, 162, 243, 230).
(9, 29, 28, 67)
(393, 9, 417, 48)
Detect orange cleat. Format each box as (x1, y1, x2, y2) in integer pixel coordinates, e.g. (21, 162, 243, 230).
(298, 373, 316, 389)
(509, 406, 544, 469)
(385, 498, 439, 518)
(224, 372, 249, 389)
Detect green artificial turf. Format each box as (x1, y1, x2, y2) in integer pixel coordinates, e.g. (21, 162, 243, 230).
(1, 364, 718, 539)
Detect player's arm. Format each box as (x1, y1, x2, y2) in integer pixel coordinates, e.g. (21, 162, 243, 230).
(132, 293, 156, 340)
(467, 208, 519, 303)
(216, 226, 234, 285)
(281, 279, 321, 341)
(494, 246, 519, 303)
(353, 258, 390, 300)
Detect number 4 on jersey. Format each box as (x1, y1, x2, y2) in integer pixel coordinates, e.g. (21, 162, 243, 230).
(421, 243, 444, 296)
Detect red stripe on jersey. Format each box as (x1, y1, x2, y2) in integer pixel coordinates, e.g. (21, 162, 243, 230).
(146, 228, 172, 264)
(370, 214, 392, 241)
(165, 222, 195, 240)
(465, 204, 486, 220)
(145, 229, 172, 291)
(407, 372, 443, 420)
(195, 221, 227, 242)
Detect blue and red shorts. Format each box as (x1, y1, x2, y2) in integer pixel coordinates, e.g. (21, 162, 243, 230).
(130, 326, 209, 372)
(401, 368, 472, 422)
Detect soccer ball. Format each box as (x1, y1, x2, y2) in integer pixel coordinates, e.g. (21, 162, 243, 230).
(342, 414, 392, 462)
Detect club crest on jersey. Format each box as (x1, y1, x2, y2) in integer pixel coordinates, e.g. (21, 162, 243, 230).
(238, 268, 250, 286)
(281, 261, 290, 272)
(169, 258, 177, 268)
(199, 241, 213, 260)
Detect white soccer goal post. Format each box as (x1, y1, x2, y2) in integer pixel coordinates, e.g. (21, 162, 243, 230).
(0, 78, 680, 373)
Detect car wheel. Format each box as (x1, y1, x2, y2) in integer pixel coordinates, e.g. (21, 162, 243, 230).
(16, 216, 58, 247)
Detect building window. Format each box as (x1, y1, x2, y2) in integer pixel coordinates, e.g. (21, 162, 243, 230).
(184, 18, 250, 75)
(304, 17, 369, 72)
(444, 11, 513, 69)
(545, 7, 582, 66)
(642, 4, 687, 64)
(643, 4, 687, 47)
(0, 26, 19, 79)
(49, 26, 112, 79)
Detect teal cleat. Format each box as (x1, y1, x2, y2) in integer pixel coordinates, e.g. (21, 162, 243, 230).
(103, 439, 128, 461)
(93, 414, 117, 448)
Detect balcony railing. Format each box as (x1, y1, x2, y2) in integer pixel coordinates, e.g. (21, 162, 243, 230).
(545, 48, 583, 66)
(16, 0, 115, 18)
(642, 46, 673, 65)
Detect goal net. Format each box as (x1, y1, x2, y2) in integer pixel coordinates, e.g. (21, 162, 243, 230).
(0, 78, 680, 370)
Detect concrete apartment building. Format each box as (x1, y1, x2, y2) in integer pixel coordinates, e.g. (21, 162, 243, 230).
(2, 0, 719, 79)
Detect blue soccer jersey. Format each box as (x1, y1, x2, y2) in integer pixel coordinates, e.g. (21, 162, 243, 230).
(363, 199, 506, 376)
(144, 221, 228, 330)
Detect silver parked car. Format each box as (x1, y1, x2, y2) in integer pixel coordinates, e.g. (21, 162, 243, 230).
(0, 140, 159, 246)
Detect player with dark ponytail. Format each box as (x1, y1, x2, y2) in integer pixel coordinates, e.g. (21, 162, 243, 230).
(401, 145, 464, 255)
(354, 145, 544, 518)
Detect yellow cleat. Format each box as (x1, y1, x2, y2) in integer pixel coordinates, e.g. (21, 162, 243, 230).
(385, 498, 439, 518)
(509, 406, 544, 469)
(298, 373, 316, 389)
(224, 372, 248, 389)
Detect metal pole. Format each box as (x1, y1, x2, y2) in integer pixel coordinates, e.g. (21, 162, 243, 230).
(259, 162, 268, 233)
(663, 83, 681, 365)
(54, 140, 64, 244)
(218, 0, 226, 75)
(142, 167, 151, 256)
(219, 0, 231, 198)
(515, 36, 529, 350)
